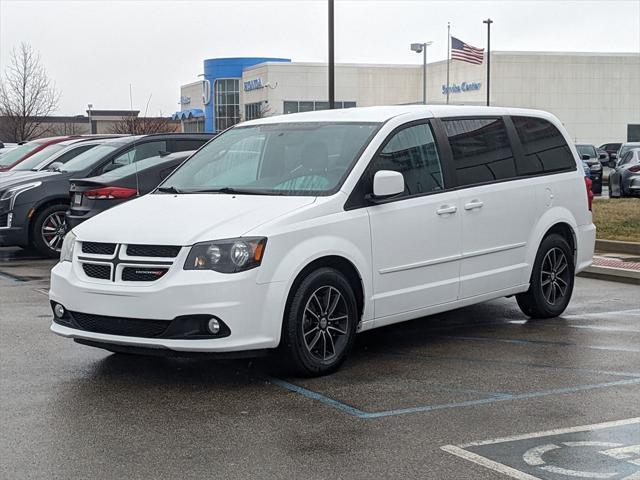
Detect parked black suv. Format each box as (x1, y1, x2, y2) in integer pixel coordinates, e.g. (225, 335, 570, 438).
(0, 134, 212, 257)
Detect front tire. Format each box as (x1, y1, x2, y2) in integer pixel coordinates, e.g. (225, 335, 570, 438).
(516, 233, 575, 319)
(31, 204, 68, 258)
(279, 267, 358, 377)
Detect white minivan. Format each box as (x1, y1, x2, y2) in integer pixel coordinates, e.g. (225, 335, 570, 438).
(50, 106, 596, 375)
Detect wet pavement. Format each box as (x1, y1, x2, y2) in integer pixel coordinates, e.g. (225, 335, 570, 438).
(1, 246, 639, 479)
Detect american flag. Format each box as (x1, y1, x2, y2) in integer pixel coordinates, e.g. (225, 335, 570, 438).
(451, 36, 484, 65)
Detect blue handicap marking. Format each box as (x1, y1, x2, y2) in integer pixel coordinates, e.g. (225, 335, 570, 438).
(442, 418, 640, 479)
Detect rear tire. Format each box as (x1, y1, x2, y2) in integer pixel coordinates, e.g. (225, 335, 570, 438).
(278, 267, 358, 377)
(31, 204, 68, 258)
(516, 233, 575, 319)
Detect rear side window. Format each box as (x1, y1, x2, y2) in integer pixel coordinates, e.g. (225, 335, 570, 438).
(512, 116, 575, 175)
(368, 123, 444, 197)
(55, 144, 95, 165)
(619, 151, 633, 165)
(443, 118, 516, 187)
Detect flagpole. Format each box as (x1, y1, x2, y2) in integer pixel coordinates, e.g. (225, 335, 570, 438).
(446, 22, 450, 105)
(483, 18, 493, 106)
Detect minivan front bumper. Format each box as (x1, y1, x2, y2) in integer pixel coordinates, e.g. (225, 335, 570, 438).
(49, 261, 288, 353)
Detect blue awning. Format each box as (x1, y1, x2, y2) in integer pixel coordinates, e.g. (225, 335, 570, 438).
(172, 109, 205, 120)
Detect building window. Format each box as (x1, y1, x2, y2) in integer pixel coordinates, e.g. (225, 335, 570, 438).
(182, 119, 204, 133)
(215, 78, 240, 132)
(283, 100, 357, 114)
(245, 102, 269, 121)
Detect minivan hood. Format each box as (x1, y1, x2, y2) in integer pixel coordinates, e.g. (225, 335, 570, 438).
(73, 193, 316, 245)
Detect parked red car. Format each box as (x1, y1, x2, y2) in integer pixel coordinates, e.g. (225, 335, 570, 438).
(0, 136, 82, 171)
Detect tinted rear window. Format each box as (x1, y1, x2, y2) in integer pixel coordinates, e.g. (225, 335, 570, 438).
(443, 117, 516, 187)
(512, 116, 575, 174)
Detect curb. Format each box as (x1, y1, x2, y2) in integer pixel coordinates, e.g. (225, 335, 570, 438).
(578, 265, 640, 285)
(595, 239, 640, 256)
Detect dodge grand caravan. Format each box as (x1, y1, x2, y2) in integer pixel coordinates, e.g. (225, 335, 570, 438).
(50, 106, 596, 376)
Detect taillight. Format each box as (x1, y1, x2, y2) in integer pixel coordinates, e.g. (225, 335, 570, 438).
(584, 177, 593, 211)
(84, 186, 137, 200)
(629, 165, 640, 173)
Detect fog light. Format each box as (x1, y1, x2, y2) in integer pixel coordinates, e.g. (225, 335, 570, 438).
(54, 303, 65, 318)
(207, 318, 220, 335)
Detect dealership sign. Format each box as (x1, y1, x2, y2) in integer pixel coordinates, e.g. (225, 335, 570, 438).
(442, 81, 482, 95)
(244, 78, 264, 92)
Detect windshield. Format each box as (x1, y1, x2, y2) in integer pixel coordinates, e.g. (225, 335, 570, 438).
(60, 144, 118, 172)
(576, 145, 596, 158)
(11, 143, 66, 170)
(159, 122, 379, 196)
(0, 142, 41, 167)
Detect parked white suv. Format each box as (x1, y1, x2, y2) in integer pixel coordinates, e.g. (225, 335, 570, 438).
(50, 106, 596, 376)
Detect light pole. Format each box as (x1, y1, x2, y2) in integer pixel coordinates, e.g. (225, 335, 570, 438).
(328, 0, 335, 109)
(411, 41, 433, 105)
(483, 18, 493, 106)
(87, 104, 93, 134)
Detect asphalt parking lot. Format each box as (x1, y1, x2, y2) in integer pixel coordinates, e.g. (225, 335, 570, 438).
(1, 246, 639, 479)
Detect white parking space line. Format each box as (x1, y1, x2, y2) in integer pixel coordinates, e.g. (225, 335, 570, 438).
(456, 417, 640, 448)
(443, 419, 640, 480)
(442, 445, 541, 480)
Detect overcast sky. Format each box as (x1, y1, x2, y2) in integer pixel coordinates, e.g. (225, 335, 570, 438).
(1, 0, 639, 116)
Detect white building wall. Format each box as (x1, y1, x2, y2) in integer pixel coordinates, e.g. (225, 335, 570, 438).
(180, 81, 205, 112)
(235, 52, 640, 145)
(422, 52, 640, 145)
(241, 62, 422, 115)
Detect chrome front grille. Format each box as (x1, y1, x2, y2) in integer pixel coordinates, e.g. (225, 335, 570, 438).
(78, 242, 181, 283)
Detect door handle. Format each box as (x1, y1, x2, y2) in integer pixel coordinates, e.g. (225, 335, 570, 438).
(464, 200, 484, 210)
(436, 205, 457, 215)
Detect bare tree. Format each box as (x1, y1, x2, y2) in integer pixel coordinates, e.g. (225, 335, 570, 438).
(0, 43, 61, 142)
(108, 115, 180, 135)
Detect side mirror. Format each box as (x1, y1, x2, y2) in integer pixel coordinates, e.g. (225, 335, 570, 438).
(611, 153, 617, 159)
(599, 153, 607, 160)
(48, 162, 63, 171)
(372, 170, 404, 199)
(581, 154, 591, 161)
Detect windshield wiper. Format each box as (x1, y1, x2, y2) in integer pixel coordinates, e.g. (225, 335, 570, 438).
(187, 187, 281, 196)
(157, 186, 183, 194)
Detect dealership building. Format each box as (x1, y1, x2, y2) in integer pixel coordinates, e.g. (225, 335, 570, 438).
(174, 52, 640, 145)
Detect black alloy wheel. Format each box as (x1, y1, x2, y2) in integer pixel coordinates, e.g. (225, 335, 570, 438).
(279, 267, 358, 376)
(516, 233, 575, 319)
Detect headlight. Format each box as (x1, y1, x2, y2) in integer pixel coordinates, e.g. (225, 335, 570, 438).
(59, 231, 77, 263)
(184, 237, 267, 273)
(0, 181, 42, 208)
